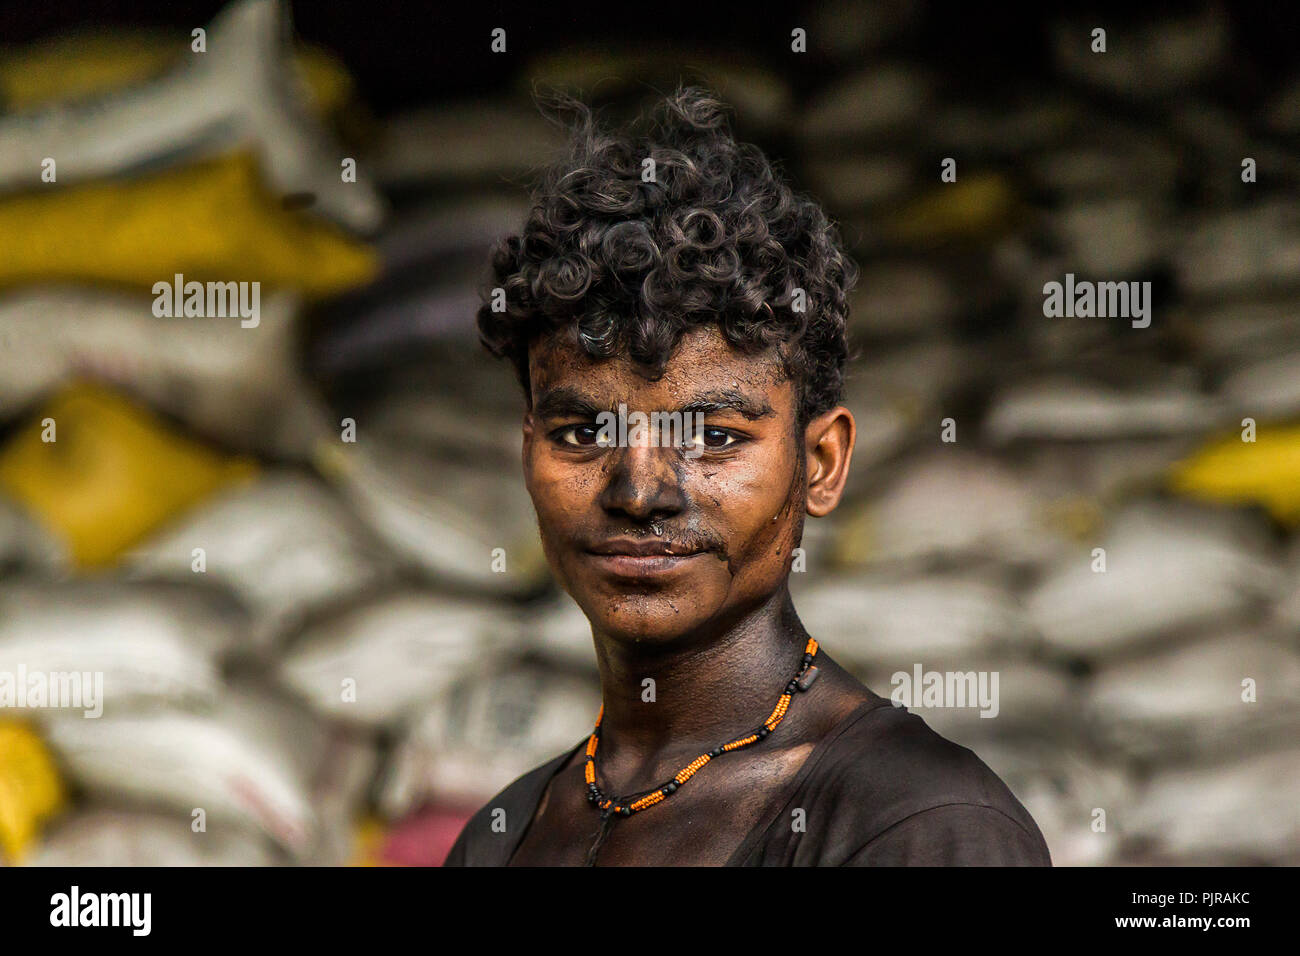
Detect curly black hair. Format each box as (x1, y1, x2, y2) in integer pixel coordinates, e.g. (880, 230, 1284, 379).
(477, 86, 858, 425)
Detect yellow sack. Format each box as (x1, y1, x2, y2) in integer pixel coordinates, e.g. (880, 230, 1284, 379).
(0, 151, 377, 296)
(888, 174, 1019, 245)
(348, 816, 391, 867)
(0, 382, 258, 568)
(0, 32, 353, 118)
(0, 722, 65, 863)
(1169, 424, 1300, 526)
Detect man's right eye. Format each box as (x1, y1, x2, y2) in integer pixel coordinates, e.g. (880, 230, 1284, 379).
(556, 425, 604, 446)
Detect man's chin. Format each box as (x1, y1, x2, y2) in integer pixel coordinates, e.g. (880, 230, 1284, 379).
(573, 592, 719, 648)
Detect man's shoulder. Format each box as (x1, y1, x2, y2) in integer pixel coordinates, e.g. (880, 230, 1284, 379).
(442, 743, 582, 866)
(819, 700, 1024, 808)
(790, 699, 1051, 865)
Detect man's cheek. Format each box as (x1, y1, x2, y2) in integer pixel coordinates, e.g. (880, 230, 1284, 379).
(525, 453, 574, 507)
(736, 466, 803, 564)
(725, 450, 799, 514)
(529, 471, 594, 546)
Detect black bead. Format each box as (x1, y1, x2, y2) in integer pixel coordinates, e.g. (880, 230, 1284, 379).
(758, 727, 770, 738)
(619, 807, 632, 817)
(665, 782, 677, 794)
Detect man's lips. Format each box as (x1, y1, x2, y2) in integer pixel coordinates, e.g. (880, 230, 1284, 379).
(583, 538, 709, 578)
(586, 538, 703, 557)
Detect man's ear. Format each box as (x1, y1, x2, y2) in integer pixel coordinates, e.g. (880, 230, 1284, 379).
(804, 406, 855, 517)
(522, 409, 535, 461)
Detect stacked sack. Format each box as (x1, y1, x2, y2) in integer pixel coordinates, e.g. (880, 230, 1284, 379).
(783, 0, 1300, 866)
(0, 0, 388, 866)
(0, 0, 595, 869)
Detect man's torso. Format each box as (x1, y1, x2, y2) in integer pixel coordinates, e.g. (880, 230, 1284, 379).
(446, 656, 1053, 867)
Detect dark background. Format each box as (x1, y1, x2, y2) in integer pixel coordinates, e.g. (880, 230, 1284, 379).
(1, 1, 1291, 112)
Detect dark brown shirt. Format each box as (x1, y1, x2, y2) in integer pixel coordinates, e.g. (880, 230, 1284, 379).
(444, 693, 1053, 866)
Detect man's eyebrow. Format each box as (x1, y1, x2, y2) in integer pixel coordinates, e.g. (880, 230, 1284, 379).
(679, 391, 775, 420)
(532, 387, 607, 419)
(532, 387, 776, 420)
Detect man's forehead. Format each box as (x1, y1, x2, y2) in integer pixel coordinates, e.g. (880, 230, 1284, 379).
(527, 325, 792, 409)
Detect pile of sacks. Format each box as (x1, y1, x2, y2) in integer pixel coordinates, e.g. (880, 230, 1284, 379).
(1, 0, 1297, 867)
(0, 0, 586, 868)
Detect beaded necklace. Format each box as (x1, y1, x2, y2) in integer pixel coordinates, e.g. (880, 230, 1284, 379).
(583, 636, 820, 821)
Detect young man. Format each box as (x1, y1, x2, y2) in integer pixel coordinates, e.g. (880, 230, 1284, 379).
(445, 88, 1050, 866)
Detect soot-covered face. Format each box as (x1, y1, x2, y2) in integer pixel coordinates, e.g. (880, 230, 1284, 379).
(522, 325, 854, 649)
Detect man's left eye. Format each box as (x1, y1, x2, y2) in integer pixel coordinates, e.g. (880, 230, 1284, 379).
(689, 427, 737, 448)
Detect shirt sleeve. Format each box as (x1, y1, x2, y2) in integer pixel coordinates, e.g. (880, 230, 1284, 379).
(839, 803, 1052, 867)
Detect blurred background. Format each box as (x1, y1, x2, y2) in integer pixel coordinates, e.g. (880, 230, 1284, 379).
(0, 0, 1298, 866)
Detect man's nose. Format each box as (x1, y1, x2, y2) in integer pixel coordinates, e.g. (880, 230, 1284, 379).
(597, 444, 686, 524)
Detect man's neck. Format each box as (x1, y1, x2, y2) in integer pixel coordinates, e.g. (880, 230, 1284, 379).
(589, 586, 810, 766)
